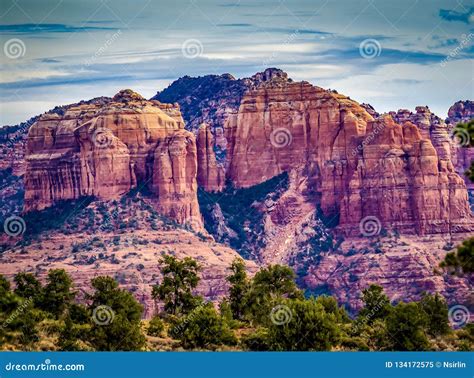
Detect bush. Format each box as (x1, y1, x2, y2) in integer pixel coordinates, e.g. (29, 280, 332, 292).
(86, 276, 145, 351)
(386, 302, 430, 351)
(178, 303, 237, 349)
(147, 316, 165, 337)
(264, 298, 340, 351)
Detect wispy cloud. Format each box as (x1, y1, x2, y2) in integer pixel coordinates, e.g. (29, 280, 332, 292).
(439, 7, 474, 24)
(0, 23, 117, 34)
(216, 23, 252, 27)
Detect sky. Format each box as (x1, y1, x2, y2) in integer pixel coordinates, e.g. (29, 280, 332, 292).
(0, 0, 473, 125)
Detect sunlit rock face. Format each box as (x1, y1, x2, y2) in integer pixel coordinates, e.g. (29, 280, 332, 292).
(220, 72, 472, 235)
(24, 90, 201, 226)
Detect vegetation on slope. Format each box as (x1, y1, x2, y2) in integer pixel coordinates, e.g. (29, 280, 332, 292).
(198, 173, 289, 260)
(1, 256, 471, 352)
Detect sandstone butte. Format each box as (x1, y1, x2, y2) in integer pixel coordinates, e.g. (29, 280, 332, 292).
(23, 73, 473, 238)
(195, 70, 473, 236)
(23, 89, 202, 229)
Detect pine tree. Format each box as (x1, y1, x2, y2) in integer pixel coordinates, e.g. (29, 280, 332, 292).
(226, 258, 249, 320)
(152, 255, 202, 316)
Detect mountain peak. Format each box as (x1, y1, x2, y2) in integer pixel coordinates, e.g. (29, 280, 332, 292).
(250, 68, 290, 84)
(113, 89, 145, 102)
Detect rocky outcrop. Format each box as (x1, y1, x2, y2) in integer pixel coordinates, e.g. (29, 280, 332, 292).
(447, 100, 474, 124)
(390, 106, 454, 167)
(153, 73, 247, 132)
(446, 100, 474, 189)
(196, 124, 225, 192)
(23, 90, 202, 226)
(221, 74, 472, 236)
(226, 79, 371, 189)
(342, 117, 471, 235)
(302, 234, 473, 312)
(388, 105, 474, 190)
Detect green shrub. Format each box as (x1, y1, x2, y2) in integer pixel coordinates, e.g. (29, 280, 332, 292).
(147, 316, 165, 337)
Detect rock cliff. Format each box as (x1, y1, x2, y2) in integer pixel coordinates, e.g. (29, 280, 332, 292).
(446, 100, 474, 189)
(23, 90, 201, 226)
(213, 71, 472, 236)
(196, 123, 226, 192)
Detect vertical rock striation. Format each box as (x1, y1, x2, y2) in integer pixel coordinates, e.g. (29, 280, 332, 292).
(23, 90, 202, 226)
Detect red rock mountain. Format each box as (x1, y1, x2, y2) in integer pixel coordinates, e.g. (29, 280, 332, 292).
(0, 69, 472, 312)
(23, 90, 201, 228)
(181, 70, 472, 236)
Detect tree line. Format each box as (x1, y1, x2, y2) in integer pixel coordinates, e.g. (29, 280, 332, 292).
(0, 255, 472, 351)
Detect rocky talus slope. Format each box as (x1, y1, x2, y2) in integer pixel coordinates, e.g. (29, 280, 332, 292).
(0, 194, 257, 317)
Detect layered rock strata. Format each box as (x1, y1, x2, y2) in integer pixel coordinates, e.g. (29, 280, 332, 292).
(220, 75, 472, 235)
(23, 90, 201, 225)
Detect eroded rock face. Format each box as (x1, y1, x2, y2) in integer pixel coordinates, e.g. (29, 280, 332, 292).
(342, 117, 471, 235)
(302, 234, 473, 313)
(226, 80, 371, 189)
(446, 100, 474, 189)
(196, 124, 225, 192)
(389, 105, 474, 192)
(222, 76, 472, 236)
(23, 90, 201, 226)
(447, 100, 474, 124)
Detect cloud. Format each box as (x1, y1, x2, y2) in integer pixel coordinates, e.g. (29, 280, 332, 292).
(429, 37, 460, 49)
(216, 23, 253, 27)
(0, 74, 135, 90)
(0, 23, 117, 35)
(321, 48, 446, 66)
(218, 2, 241, 7)
(439, 7, 474, 24)
(39, 58, 61, 63)
(387, 79, 424, 85)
